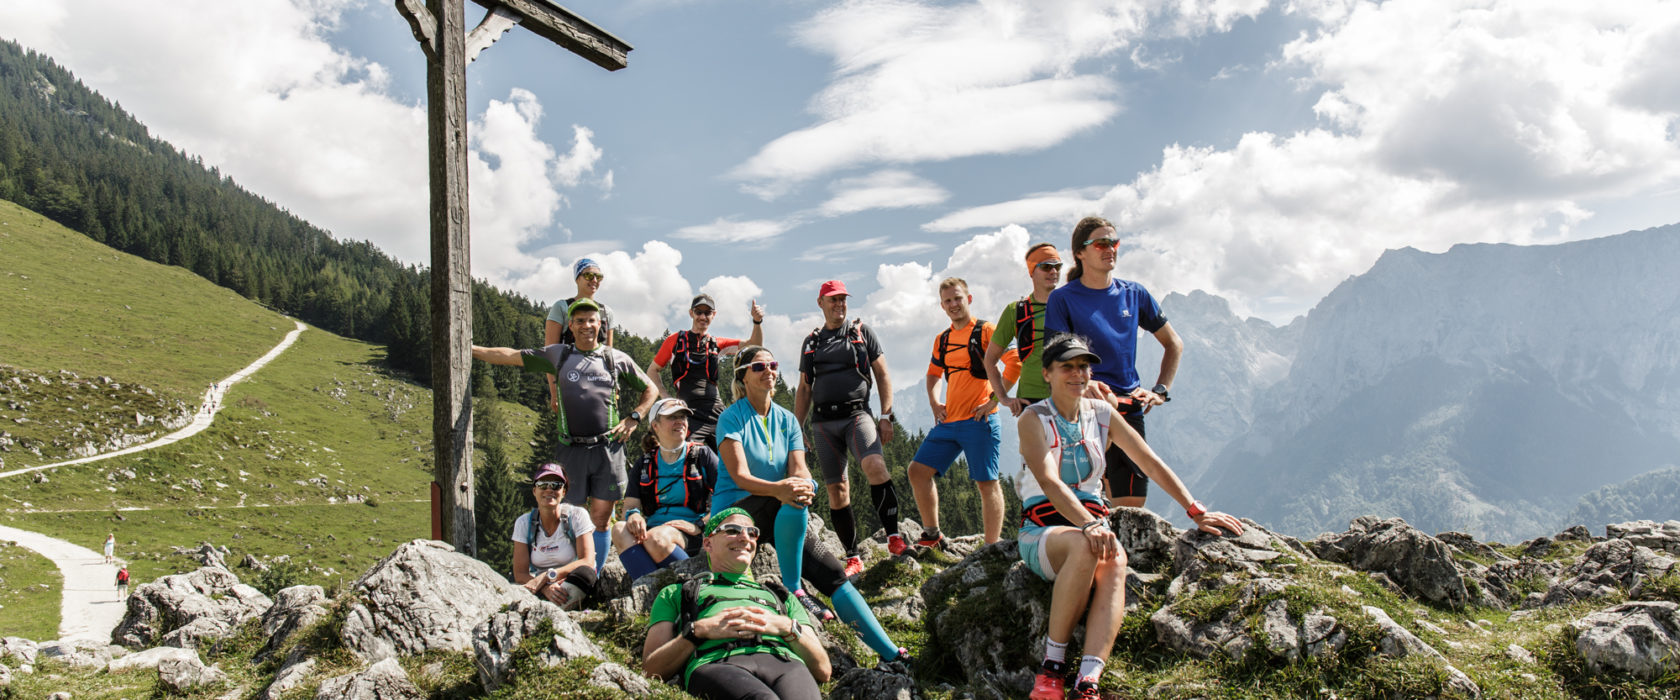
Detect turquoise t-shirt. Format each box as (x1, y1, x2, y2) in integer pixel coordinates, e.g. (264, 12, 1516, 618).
(710, 399, 804, 514)
(649, 449, 703, 527)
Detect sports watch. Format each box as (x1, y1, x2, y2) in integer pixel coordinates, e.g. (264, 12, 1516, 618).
(1152, 384, 1171, 402)
(681, 621, 703, 646)
(628, 410, 643, 423)
(1186, 501, 1208, 519)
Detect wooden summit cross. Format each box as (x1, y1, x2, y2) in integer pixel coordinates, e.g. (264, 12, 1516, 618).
(395, 0, 630, 554)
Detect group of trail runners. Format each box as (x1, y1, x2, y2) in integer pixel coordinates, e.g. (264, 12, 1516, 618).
(471, 220, 1243, 700)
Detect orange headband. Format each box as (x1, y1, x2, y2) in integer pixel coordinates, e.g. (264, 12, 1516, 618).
(1026, 247, 1061, 272)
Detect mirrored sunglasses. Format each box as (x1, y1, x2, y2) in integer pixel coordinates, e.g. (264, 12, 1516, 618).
(534, 480, 566, 491)
(1036, 261, 1064, 271)
(1085, 237, 1119, 251)
(746, 361, 779, 373)
(580, 272, 605, 282)
(714, 523, 760, 539)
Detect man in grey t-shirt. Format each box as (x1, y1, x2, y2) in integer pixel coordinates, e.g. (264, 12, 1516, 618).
(473, 297, 657, 572)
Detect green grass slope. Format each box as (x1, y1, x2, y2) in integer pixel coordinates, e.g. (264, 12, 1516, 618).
(0, 538, 60, 640)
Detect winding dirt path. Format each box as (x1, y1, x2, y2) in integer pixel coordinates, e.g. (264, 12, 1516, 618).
(0, 319, 307, 479)
(0, 524, 122, 644)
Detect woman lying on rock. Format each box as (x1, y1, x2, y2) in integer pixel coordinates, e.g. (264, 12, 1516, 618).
(642, 507, 831, 700)
(1018, 333, 1244, 700)
(708, 345, 911, 667)
(612, 397, 719, 580)
(511, 463, 596, 610)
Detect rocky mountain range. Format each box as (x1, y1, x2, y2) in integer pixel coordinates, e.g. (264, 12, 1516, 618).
(1141, 225, 1680, 541)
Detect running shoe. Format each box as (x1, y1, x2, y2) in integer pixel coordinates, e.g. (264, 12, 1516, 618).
(1029, 660, 1068, 700)
(843, 555, 865, 579)
(887, 534, 909, 557)
(1072, 679, 1104, 700)
(915, 531, 944, 550)
(792, 589, 836, 622)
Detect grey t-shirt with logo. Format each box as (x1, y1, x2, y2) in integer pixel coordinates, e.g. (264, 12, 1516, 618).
(521, 344, 649, 439)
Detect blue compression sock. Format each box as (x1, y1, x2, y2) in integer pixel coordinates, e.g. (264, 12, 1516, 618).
(619, 544, 657, 581)
(658, 547, 689, 567)
(830, 581, 899, 659)
(775, 503, 809, 589)
(593, 531, 610, 573)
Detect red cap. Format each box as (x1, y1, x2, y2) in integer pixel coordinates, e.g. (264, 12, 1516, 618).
(818, 280, 849, 297)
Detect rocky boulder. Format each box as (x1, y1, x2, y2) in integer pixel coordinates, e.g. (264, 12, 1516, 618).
(828, 666, 920, 699)
(1361, 606, 1480, 696)
(256, 585, 328, 661)
(1170, 518, 1308, 600)
(261, 657, 318, 700)
(1572, 600, 1680, 680)
(589, 661, 653, 695)
(0, 637, 36, 666)
(1150, 578, 1348, 663)
(1606, 520, 1680, 555)
(1309, 517, 1470, 609)
(339, 539, 526, 662)
(36, 639, 111, 670)
(472, 596, 603, 691)
(157, 653, 227, 693)
(919, 540, 1048, 697)
(1111, 507, 1181, 574)
(106, 646, 198, 672)
(316, 658, 424, 700)
(1541, 539, 1677, 607)
(113, 567, 271, 649)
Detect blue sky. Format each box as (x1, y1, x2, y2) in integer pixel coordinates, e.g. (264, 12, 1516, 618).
(5, 0, 1680, 429)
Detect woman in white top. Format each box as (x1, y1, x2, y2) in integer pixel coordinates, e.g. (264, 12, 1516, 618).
(511, 462, 598, 610)
(1017, 333, 1243, 700)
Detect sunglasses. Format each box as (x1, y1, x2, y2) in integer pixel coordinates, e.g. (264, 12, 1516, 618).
(745, 361, 779, 373)
(535, 480, 565, 491)
(693, 308, 715, 316)
(580, 272, 604, 282)
(1036, 261, 1064, 272)
(1083, 237, 1119, 251)
(713, 523, 760, 539)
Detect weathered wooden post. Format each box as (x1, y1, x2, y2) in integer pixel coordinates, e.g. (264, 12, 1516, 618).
(395, 0, 630, 554)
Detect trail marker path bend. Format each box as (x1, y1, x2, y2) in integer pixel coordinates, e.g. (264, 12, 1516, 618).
(0, 320, 308, 479)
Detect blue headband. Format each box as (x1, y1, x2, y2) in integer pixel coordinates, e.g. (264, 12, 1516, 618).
(574, 258, 601, 278)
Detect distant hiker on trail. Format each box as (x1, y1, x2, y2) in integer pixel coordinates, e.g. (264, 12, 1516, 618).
(472, 297, 657, 574)
(543, 257, 616, 411)
(793, 280, 907, 572)
(1045, 216, 1183, 508)
(511, 463, 596, 611)
(612, 398, 719, 581)
(987, 242, 1063, 415)
(646, 295, 766, 449)
(907, 277, 1006, 545)
(1017, 333, 1242, 700)
(642, 507, 831, 700)
(103, 532, 115, 564)
(713, 345, 911, 668)
(116, 564, 130, 599)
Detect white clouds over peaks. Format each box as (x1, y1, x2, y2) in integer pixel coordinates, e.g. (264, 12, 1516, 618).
(732, 0, 1270, 192)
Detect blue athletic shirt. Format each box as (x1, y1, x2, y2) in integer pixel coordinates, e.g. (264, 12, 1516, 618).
(710, 398, 805, 514)
(650, 448, 703, 527)
(1043, 279, 1165, 392)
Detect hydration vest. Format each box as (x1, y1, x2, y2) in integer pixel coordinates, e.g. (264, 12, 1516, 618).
(522, 507, 578, 576)
(802, 319, 873, 419)
(930, 320, 992, 381)
(635, 444, 713, 519)
(676, 573, 796, 661)
(1014, 297, 1041, 360)
(670, 331, 721, 387)
(555, 344, 620, 443)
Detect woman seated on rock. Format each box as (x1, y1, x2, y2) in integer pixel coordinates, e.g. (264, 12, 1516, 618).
(709, 345, 911, 667)
(612, 397, 719, 580)
(511, 463, 596, 610)
(1018, 333, 1244, 700)
(643, 507, 831, 699)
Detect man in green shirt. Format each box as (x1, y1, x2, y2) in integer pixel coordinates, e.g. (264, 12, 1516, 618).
(642, 507, 831, 699)
(985, 242, 1063, 413)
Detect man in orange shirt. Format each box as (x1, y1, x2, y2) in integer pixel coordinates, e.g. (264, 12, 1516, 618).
(907, 277, 1005, 546)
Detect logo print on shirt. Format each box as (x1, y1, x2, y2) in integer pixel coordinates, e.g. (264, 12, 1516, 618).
(567, 370, 582, 382)
(1121, 309, 1131, 318)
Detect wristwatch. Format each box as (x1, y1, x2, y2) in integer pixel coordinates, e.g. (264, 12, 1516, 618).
(1186, 500, 1208, 519)
(786, 619, 805, 639)
(1151, 384, 1171, 402)
(681, 621, 703, 646)
(628, 410, 643, 423)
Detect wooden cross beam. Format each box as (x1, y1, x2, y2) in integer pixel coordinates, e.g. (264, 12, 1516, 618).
(394, 0, 631, 556)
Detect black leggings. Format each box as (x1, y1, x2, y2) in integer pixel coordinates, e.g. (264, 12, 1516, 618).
(733, 494, 848, 595)
(686, 652, 821, 700)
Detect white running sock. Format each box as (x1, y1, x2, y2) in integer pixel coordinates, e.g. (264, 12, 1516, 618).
(1044, 637, 1069, 664)
(1078, 655, 1104, 685)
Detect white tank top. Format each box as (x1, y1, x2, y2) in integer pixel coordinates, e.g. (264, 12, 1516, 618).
(1015, 398, 1112, 506)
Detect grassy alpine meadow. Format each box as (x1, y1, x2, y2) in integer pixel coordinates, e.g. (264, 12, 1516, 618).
(8, 501, 430, 593)
(0, 538, 61, 640)
(0, 200, 292, 466)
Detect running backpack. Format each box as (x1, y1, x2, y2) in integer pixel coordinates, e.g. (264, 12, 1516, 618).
(524, 508, 576, 550)
(635, 445, 714, 519)
(1013, 297, 1041, 360)
(802, 319, 872, 389)
(930, 321, 992, 381)
(676, 572, 795, 654)
(670, 331, 721, 386)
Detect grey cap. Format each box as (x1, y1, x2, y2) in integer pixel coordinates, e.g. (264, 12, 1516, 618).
(691, 294, 716, 310)
(1041, 334, 1102, 365)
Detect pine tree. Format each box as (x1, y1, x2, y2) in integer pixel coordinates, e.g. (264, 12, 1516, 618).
(473, 400, 524, 579)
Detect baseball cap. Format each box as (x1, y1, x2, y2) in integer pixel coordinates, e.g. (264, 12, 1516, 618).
(691, 294, 716, 310)
(533, 462, 568, 486)
(567, 297, 602, 317)
(651, 397, 694, 418)
(818, 280, 849, 297)
(1041, 334, 1103, 365)
(573, 258, 602, 278)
